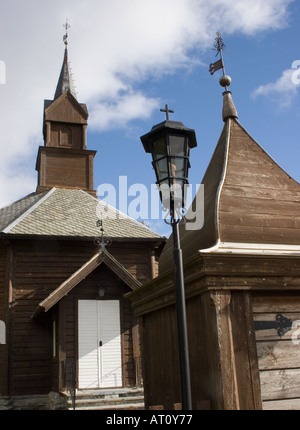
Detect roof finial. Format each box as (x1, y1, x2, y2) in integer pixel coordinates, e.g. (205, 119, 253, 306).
(209, 33, 238, 122)
(63, 19, 70, 46)
(209, 32, 232, 91)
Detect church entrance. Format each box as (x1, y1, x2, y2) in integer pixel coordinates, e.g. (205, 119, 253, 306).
(78, 300, 123, 389)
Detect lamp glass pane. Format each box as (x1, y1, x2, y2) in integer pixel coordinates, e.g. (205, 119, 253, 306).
(154, 157, 169, 183)
(169, 156, 185, 179)
(171, 179, 184, 209)
(152, 137, 167, 161)
(167, 135, 186, 157)
(159, 180, 171, 210)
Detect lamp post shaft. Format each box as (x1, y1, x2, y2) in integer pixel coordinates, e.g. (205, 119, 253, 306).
(172, 221, 192, 410)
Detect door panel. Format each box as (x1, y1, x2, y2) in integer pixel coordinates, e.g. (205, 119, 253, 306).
(98, 301, 122, 388)
(78, 300, 122, 389)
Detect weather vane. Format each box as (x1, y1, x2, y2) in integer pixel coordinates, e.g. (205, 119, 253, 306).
(160, 104, 174, 121)
(63, 19, 70, 46)
(209, 32, 231, 91)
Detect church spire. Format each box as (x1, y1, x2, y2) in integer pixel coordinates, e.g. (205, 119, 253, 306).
(54, 21, 77, 100)
(209, 33, 238, 122)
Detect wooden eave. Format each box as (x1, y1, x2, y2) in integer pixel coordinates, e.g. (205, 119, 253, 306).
(1, 233, 165, 243)
(32, 249, 142, 319)
(127, 251, 300, 317)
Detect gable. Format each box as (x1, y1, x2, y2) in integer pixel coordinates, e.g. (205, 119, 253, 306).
(32, 249, 142, 318)
(44, 92, 88, 125)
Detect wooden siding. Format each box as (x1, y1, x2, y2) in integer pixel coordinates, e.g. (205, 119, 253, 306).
(253, 294, 300, 410)
(129, 252, 300, 410)
(36, 147, 96, 192)
(7, 239, 154, 395)
(49, 122, 83, 149)
(219, 121, 300, 245)
(135, 287, 261, 410)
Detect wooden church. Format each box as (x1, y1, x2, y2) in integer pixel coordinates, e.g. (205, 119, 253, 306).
(128, 71, 300, 409)
(0, 40, 164, 409)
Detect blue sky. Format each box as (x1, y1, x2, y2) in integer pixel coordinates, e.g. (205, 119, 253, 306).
(0, 0, 299, 237)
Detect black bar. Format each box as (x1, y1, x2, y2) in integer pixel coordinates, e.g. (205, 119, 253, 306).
(172, 220, 192, 410)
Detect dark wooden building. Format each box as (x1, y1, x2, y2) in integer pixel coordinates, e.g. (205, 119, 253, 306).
(0, 43, 164, 409)
(128, 87, 300, 410)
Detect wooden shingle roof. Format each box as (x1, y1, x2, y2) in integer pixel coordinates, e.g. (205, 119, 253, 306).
(159, 94, 300, 273)
(0, 187, 163, 241)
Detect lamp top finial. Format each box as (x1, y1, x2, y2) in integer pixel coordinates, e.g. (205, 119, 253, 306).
(160, 104, 174, 121)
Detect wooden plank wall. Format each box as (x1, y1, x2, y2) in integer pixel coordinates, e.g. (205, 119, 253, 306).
(253, 294, 300, 410)
(9, 239, 153, 395)
(141, 294, 215, 410)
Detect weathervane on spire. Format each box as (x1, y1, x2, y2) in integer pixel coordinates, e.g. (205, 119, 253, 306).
(209, 32, 232, 92)
(63, 19, 70, 46)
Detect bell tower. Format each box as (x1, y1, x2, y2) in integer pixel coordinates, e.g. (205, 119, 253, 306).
(36, 25, 96, 195)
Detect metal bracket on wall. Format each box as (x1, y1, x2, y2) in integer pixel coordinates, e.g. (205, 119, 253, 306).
(254, 313, 293, 337)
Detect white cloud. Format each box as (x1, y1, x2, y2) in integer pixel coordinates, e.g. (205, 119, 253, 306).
(90, 92, 160, 131)
(252, 68, 300, 108)
(0, 0, 294, 207)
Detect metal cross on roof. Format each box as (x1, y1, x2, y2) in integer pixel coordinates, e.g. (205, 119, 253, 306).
(95, 219, 112, 251)
(160, 104, 174, 121)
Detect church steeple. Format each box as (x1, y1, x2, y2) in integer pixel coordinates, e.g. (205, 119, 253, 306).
(54, 46, 77, 100)
(54, 23, 77, 100)
(35, 24, 97, 196)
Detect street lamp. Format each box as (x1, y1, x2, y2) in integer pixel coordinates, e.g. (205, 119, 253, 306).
(140, 105, 197, 410)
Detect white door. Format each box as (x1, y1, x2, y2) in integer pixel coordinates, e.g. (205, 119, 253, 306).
(78, 300, 122, 389)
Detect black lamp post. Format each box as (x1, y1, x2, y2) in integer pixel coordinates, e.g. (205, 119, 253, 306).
(140, 105, 197, 410)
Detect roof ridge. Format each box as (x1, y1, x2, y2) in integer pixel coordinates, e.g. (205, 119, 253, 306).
(3, 188, 56, 233)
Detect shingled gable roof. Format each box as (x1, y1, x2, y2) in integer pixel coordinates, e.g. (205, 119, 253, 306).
(0, 187, 163, 240)
(159, 91, 300, 274)
(32, 248, 142, 319)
